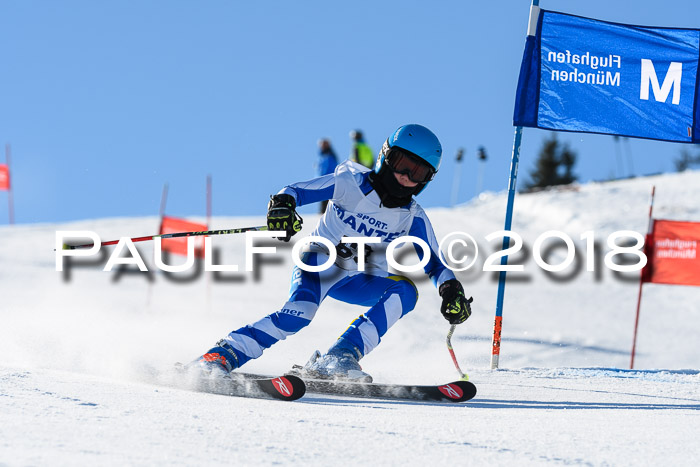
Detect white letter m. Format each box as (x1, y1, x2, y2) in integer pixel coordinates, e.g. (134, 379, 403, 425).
(640, 59, 682, 105)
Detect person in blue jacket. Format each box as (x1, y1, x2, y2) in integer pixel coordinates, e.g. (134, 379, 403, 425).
(193, 124, 472, 382)
(316, 138, 338, 213)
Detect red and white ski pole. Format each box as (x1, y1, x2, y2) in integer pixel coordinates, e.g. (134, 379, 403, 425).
(446, 324, 469, 381)
(62, 225, 269, 250)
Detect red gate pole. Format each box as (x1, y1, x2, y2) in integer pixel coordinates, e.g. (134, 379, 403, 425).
(6, 144, 15, 224)
(630, 185, 655, 369)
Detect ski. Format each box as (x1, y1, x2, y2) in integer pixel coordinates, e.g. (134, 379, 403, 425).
(299, 377, 477, 403)
(190, 374, 306, 401)
(162, 365, 306, 401)
(236, 371, 476, 403)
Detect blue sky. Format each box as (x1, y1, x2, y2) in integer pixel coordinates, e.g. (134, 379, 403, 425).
(1, 0, 698, 225)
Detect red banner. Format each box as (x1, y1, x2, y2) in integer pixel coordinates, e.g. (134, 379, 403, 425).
(642, 219, 700, 286)
(159, 216, 207, 258)
(0, 164, 9, 191)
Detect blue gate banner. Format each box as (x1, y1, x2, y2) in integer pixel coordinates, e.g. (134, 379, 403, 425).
(513, 9, 700, 143)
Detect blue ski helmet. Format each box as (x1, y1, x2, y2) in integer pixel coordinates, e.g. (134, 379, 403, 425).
(374, 124, 442, 195)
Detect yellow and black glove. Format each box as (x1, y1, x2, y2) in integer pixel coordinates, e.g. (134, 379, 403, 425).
(439, 279, 473, 325)
(267, 194, 303, 242)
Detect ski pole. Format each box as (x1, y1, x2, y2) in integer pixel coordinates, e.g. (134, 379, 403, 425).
(446, 324, 469, 381)
(62, 225, 269, 250)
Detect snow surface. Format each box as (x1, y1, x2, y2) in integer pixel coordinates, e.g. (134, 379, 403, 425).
(1, 171, 700, 465)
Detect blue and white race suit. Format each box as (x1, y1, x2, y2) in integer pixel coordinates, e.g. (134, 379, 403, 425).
(221, 161, 455, 366)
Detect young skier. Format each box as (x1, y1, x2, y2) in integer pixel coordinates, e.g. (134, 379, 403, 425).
(193, 124, 472, 381)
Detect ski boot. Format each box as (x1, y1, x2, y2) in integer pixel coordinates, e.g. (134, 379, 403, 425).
(297, 339, 373, 383)
(188, 340, 239, 378)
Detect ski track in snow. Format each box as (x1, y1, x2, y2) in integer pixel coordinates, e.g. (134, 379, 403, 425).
(1, 367, 698, 466)
(2, 171, 700, 465)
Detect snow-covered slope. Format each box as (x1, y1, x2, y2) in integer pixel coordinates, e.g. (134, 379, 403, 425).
(1, 171, 699, 465)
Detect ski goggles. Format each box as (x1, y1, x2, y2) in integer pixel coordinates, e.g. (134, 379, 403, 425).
(385, 147, 436, 184)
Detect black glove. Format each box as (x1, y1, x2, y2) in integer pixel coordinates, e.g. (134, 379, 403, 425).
(439, 279, 473, 325)
(267, 194, 303, 242)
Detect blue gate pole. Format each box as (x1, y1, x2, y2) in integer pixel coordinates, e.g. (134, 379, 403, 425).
(490, 126, 523, 369)
(490, 0, 539, 370)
